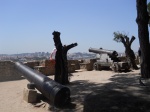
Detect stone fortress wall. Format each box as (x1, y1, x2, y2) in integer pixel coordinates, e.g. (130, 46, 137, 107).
(0, 61, 23, 82)
(0, 59, 96, 82)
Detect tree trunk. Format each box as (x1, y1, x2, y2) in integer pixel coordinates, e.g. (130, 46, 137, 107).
(125, 48, 138, 70)
(136, 0, 150, 78)
(52, 31, 65, 84)
(62, 43, 78, 84)
(52, 31, 77, 85)
(119, 36, 138, 70)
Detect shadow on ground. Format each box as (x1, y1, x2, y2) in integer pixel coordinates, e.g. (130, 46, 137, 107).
(63, 72, 150, 112)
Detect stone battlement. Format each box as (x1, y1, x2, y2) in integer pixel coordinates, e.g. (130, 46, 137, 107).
(0, 61, 24, 82)
(0, 59, 95, 82)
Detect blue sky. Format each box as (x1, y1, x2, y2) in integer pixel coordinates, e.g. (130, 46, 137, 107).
(0, 0, 150, 54)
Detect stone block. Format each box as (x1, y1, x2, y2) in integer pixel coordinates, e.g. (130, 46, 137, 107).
(80, 63, 93, 71)
(68, 60, 80, 70)
(68, 64, 76, 73)
(80, 59, 96, 71)
(23, 87, 37, 103)
(34, 66, 55, 75)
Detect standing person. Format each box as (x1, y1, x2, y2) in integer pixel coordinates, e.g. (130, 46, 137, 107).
(50, 48, 57, 60)
(49, 48, 56, 65)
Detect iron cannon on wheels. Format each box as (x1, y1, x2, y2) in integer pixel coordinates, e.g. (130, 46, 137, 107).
(89, 48, 130, 72)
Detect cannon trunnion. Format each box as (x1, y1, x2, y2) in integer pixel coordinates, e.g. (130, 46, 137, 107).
(15, 62, 70, 107)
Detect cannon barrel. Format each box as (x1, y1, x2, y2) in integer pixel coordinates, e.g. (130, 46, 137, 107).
(89, 48, 118, 56)
(15, 62, 70, 107)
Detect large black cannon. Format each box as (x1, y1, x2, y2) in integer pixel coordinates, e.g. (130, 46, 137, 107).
(15, 62, 70, 107)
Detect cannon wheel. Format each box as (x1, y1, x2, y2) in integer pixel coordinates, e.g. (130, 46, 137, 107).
(97, 64, 102, 71)
(93, 63, 101, 71)
(115, 64, 120, 72)
(111, 64, 116, 72)
(124, 64, 130, 72)
(93, 63, 97, 70)
(93, 63, 98, 70)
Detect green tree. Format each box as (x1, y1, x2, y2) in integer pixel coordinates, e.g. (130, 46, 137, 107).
(113, 32, 138, 70)
(136, 0, 150, 78)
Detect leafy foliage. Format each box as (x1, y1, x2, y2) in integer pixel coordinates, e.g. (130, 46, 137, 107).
(113, 32, 128, 43)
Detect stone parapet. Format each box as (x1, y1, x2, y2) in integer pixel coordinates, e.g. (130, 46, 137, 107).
(0, 61, 23, 82)
(68, 60, 80, 70)
(80, 59, 96, 71)
(24, 61, 39, 69)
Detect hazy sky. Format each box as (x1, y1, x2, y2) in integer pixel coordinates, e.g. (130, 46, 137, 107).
(0, 0, 150, 54)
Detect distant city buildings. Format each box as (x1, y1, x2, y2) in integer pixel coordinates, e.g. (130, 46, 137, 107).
(0, 52, 50, 62)
(0, 52, 96, 62)
(0, 52, 138, 62)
